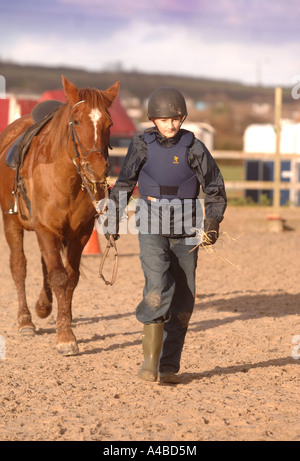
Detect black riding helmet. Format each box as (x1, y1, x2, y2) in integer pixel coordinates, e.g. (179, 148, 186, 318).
(147, 87, 188, 120)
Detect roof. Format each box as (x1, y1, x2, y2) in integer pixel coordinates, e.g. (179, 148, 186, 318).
(38, 90, 136, 138)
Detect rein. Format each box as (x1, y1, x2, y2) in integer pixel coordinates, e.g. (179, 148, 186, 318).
(68, 101, 118, 286)
(98, 235, 119, 286)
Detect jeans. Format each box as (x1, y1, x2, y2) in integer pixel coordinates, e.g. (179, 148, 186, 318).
(137, 233, 199, 373)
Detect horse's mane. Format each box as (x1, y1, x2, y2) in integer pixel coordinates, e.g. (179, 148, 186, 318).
(49, 88, 112, 154)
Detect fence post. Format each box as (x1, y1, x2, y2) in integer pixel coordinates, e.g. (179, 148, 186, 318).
(266, 87, 283, 231)
(273, 87, 282, 212)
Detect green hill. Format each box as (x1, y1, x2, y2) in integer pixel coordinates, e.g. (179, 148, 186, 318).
(0, 61, 284, 102)
(0, 61, 295, 151)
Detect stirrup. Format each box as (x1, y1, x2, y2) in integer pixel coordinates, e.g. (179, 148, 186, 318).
(8, 179, 18, 215)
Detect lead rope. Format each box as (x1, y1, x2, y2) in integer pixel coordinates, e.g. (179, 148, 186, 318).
(98, 234, 118, 286)
(83, 175, 119, 286)
(93, 183, 119, 287)
(97, 184, 119, 286)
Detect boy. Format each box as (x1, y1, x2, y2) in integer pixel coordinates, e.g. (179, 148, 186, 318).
(106, 87, 227, 383)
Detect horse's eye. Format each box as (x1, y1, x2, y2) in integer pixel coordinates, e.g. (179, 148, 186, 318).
(73, 120, 80, 126)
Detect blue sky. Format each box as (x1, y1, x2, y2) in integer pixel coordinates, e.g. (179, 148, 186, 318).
(0, 0, 299, 87)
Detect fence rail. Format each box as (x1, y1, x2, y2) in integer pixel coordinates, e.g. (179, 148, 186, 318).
(110, 148, 300, 194)
(112, 147, 300, 161)
(225, 180, 300, 190)
(211, 151, 300, 161)
(212, 151, 300, 193)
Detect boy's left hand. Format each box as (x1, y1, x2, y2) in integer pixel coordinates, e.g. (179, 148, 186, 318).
(202, 218, 219, 246)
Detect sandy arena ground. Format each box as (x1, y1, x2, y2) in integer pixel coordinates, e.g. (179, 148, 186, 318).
(0, 205, 300, 441)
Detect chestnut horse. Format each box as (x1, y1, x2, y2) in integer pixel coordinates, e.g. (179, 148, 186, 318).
(0, 76, 119, 355)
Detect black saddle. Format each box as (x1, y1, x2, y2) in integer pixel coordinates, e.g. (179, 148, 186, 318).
(32, 99, 63, 124)
(5, 100, 63, 170)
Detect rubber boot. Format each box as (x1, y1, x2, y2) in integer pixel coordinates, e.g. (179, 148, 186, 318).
(138, 323, 164, 382)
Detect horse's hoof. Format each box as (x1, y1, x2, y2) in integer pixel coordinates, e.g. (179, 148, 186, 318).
(35, 301, 52, 319)
(56, 342, 79, 356)
(19, 326, 36, 337)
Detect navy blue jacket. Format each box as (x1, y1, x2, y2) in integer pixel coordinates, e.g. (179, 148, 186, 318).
(108, 128, 227, 235)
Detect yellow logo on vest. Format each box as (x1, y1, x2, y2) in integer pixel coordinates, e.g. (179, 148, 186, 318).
(173, 156, 179, 164)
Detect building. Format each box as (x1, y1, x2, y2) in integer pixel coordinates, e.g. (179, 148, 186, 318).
(0, 90, 137, 148)
(243, 122, 300, 205)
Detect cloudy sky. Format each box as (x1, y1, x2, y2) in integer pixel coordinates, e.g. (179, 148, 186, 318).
(0, 0, 299, 87)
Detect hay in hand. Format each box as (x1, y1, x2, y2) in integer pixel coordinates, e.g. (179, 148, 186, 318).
(190, 229, 244, 271)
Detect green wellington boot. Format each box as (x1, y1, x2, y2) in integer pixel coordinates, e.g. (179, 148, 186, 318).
(138, 323, 164, 382)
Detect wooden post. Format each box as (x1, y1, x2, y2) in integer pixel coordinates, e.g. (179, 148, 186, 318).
(267, 87, 283, 231)
(273, 87, 282, 212)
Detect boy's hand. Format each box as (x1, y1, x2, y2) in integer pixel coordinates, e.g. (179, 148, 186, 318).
(202, 218, 219, 246)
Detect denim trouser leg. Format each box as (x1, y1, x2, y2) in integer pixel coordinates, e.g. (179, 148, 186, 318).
(159, 239, 198, 373)
(136, 234, 175, 324)
(137, 233, 198, 373)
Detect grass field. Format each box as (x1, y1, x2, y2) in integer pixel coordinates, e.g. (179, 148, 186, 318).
(216, 160, 247, 203)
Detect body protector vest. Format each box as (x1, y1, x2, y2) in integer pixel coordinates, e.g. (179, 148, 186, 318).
(138, 129, 199, 200)
(136, 130, 203, 238)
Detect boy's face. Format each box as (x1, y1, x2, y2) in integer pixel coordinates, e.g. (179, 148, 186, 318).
(152, 116, 183, 138)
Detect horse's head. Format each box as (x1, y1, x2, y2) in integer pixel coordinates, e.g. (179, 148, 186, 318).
(62, 75, 119, 185)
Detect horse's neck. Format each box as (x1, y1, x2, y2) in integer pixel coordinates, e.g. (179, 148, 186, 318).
(46, 124, 75, 172)
(38, 129, 82, 192)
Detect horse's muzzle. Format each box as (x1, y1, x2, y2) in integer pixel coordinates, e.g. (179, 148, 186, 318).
(84, 159, 108, 183)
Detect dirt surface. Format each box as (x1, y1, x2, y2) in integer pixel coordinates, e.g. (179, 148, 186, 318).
(1, 205, 300, 441)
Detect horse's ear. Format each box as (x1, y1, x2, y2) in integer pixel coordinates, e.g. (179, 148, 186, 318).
(103, 81, 120, 106)
(61, 75, 79, 105)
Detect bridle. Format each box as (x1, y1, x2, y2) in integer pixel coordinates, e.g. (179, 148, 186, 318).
(68, 99, 118, 286)
(68, 100, 109, 193)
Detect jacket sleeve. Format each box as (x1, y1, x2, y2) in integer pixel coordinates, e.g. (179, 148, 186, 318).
(188, 139, 227, 222)
(107, 135, 147, 231)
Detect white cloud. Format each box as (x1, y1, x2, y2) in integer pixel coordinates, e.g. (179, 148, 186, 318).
(1, 0, 299, 88)
(6, 19, 298, 87)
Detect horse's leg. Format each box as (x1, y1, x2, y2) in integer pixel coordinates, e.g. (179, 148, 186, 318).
(61, 234, 93, 350)
(3, 216, 35, 335)
(64, 238, 85, 325)
(35, 225, 78, 355)
(35, 256, 53, 319)
(56, 236, 88, 354)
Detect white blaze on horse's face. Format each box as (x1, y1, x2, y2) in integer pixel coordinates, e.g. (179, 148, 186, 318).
(89, 108, 102, 143)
